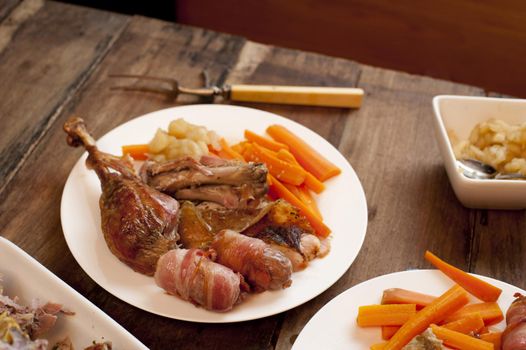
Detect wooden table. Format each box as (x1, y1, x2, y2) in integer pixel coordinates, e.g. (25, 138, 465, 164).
(0, 1, 524, 349)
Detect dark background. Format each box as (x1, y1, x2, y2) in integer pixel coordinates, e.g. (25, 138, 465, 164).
(56, 0, 526, 98)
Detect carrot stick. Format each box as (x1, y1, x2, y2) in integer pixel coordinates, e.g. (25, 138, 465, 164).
(443, 302, 504, 326)
(430, 324, 494, 350)
(244, 130, 289, 152)
(219, 138, 245, 161)
(383, 285, 470, 350)
(246, 143, 306, 185)
(122, 144, 149, 160)
(443, 314, 485, 335)
(370, 343, 387, 350)
(381, 288, 436, 310)
(267, 125, 341, 181)
(425, 251, 502, 302)
(282, 184, 322, 220)
(297, 185, 322, 218)
(479, 332, 502, 349)
(268, 175, 331, 237)
(357, 304, 417, 327)
(382, 326, 401, 340)
(276, 149, 326, 193)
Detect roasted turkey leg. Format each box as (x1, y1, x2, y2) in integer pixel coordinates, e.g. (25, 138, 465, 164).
(64, 117, 180, 275)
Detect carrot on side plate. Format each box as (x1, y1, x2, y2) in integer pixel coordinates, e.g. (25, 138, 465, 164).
(442, 313, 485, 335)
(122, 144, 149, 160)
(266, 125, 341, 182)
(382, 326, 401, 340)
(443, 302, 504, 326)
(430, 324, 494, 350)
(370, 342, 388, 350)
(276, 149, 326, 194)
(357, 304, 416, 327)
(244, 130, 289, 152)
(268, 175, 331, 238)
(383, 284, 470, 350)
(425, 251, 502, 302)
(381, 288, 436, 310)
(479, 332, 502, 349)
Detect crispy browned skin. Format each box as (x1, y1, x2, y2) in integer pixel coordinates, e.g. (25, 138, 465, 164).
(503, 293, 526, 350)
(63, 117, 179, 275)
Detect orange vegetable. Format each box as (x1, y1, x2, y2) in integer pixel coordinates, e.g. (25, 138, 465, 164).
(430, 324, 494, 350)
(244, 130, 289, 152)
(383, 285, 470, 350)
(282, 184, 322, 220)
(231, 141, 248, 154)
(443, 302, 504, 326)
(122, 144, 149, 160)
(381, 288, 436, 310)
(357, 304, 417, 327)
(425, 251, 502, 302)
(246, 143, 306, 185)
(276, 149, 325, 194)
(219, 138, 245, 161)
(297, 185, 322, 218)
(443, 314, 485, 335)
(268, 175, 331, 237)
(266, 125, 341, 181)
(382, 326, 400, 340)
(479, 332, 502, 349)
(370, 343, 387, 350)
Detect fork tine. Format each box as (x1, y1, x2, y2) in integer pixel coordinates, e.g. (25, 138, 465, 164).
(110, 85, 177, 98)
(108, 73, 178, 85)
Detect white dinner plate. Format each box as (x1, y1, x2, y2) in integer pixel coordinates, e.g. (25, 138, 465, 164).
(293, 269, 525, 349)
(60, 104, 368, 323)
(0, 237, 147, 349)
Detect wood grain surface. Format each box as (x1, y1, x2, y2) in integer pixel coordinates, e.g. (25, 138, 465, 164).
(0, 0, 20, 22)
(0, 1, 524, 349)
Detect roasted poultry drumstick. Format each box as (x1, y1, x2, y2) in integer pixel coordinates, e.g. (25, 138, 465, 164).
(63, 117, 180, 275)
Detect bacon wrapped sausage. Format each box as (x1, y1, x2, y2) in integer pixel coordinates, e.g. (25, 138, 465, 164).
(211, 229, 293, 292)
(154, 249, 242, 312)
(502, 293, 526, 350)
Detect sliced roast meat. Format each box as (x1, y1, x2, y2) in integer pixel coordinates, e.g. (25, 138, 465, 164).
(141, 156, 268, 207)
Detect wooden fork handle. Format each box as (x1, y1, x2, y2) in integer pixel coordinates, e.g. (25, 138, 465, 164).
(228, 84, 364, 108)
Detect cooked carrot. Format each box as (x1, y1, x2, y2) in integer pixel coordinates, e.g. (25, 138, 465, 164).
(231, 141, 249, 154)
(381, 288, 436, 310)
(383, 284, 470, 350)
(244, 130, 289, 152)
(246, 143, 306, 185)
(370, 343, 387, 350)
(219, 138, 245, 161)
(266, 125, 341, 181)
(282, 183, 322, 220)
(122, 144, 149, 160)
(443, 302, 504, 326)
(276, 149, 325, 193)
(297, 185, 322, 218)
(479, 332, 502, 349)
(430, 324, 494, 350)
(357, 304, 417, 327)
(425, 251, 502, 302)
(382, 326, 401, 340)
(268, 175, 331, 237)
(443, 314, 485, 335)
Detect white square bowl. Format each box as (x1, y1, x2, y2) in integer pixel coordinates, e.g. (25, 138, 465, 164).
(432, 95, 526, 209)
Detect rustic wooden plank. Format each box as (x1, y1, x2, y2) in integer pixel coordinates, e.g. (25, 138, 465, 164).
(0, 1, 127, 192)
(0, 14, 287, 349)
(0, 0, 43, 53)
(276, 67, 485, 349)
(0, 0, 21, 23)
(226, 41, 362, 148)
